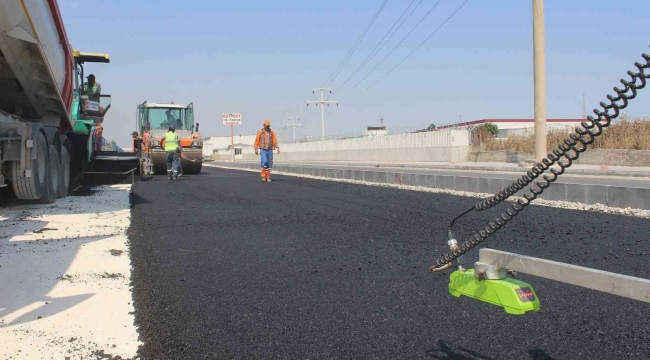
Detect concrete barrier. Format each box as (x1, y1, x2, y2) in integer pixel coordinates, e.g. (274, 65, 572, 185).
(240, 146, 470, 162)
(241, 129, 471, 162)
(210, 162, 650, 210)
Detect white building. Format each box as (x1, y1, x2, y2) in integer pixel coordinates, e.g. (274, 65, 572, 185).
(363, 126, 389, 137)
(204, 134, 257, 150)
(436, 118, 584, 138)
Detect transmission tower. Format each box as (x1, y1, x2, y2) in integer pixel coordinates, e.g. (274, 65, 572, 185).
(306, 88, 338, 139)
(284, 117, 303, 143)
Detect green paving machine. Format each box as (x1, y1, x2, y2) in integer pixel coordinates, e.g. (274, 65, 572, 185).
(69, 51, 139, 186)
(430, 46, 650, 314)
(0, 0, 139, 205)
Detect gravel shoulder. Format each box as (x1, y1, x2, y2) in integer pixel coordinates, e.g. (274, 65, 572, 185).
(0, 185, 140, 359)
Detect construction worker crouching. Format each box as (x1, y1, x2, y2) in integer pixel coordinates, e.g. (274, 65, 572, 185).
(254, 120, 280, 182)
(162, 124, 181, 180)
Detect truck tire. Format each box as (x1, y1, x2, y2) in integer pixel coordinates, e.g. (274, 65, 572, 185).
(10, 131, 48, 200)
(58, 145, 71, 198)
(38, 144, 59, 204)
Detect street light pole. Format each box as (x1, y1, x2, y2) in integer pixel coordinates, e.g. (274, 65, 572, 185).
(533, 0, 547, 161)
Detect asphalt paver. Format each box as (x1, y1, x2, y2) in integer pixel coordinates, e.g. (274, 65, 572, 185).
(128, 167, 650, 360)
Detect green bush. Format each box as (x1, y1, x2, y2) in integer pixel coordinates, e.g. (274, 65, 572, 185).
(476, 122, 499, 137)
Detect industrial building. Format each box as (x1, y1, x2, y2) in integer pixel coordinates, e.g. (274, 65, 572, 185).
(435, 118, 584, 137)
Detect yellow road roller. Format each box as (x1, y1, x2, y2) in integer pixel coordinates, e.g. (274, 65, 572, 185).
(137, 101, 203, 175)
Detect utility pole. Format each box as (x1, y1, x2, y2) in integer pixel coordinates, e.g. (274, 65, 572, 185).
(306, 88, 338, 139)
(380, 116, 384, 127)
(533, 0, 547, 161)
(284, 117, 302, 143)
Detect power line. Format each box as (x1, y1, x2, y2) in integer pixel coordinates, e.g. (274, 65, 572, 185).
(342, 0, 444, 97)
(351, 0, 471, 100)
(321, 0, 389, 88)
(331, 0, 422, 94)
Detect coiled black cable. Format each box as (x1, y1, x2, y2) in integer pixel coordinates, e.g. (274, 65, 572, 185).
(434, 48, 650, 269)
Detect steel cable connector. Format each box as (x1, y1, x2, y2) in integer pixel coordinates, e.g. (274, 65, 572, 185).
(431, 48, 650, 270)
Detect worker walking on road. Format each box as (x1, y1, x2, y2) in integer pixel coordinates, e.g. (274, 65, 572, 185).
(162, 124, 181, 180)
(254, 120, 279, 182)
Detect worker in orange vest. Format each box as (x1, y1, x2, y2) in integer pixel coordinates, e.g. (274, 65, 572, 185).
(254, 120, 280, 182)
(93, 125, 104, 152)
(142, 130, 150, 155)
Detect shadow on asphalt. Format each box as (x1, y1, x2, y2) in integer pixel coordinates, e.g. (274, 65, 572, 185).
(426, 340, 496, 360)
(529, 349, 560, 360)
(426, 341, 558, 360)
(130, 192, 152, 207)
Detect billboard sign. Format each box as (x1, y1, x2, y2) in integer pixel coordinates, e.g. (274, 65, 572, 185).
(222, 113, 242, 125)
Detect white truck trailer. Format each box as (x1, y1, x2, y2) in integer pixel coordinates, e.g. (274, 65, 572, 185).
(0, 0, 135, 203)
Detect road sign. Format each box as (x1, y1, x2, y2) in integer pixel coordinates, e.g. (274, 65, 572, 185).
(222, 113, 242, 125)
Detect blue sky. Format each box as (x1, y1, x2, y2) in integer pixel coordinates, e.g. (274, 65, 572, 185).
(58, 0, 650, 145)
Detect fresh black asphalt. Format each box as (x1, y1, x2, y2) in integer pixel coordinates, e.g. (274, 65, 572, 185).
(128, 167, 650, 360)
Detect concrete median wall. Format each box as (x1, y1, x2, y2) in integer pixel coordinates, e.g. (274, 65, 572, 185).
(241, 129, 471, 162)
(241, 146, 470, 162)
(212, 162, 650, 210)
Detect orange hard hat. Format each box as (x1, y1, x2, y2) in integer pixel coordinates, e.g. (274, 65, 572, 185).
(263, 120, 271, 126)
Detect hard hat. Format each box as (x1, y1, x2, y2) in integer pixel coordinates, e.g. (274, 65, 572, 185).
(263, 120, 271, 126)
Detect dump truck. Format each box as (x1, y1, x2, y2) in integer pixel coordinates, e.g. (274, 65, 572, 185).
(137, 101, 203, 175)
(0, 0, 137, 203)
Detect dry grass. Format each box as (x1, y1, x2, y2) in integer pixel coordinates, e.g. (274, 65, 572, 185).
(481, 115, 650, 151)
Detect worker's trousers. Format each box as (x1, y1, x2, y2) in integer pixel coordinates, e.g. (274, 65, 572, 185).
(166, 150, 180, 175)
(176, 157, 183, 175)
(260, 149, 273, 170)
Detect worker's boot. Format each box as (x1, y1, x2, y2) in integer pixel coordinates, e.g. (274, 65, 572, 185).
(168, 170, 173, 180)
(261, 168, 267, 182)
(266, 169, 272, 182)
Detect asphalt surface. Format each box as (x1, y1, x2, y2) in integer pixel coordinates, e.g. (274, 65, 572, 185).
(128, 167, 650, 360)
(228, 161, 650, 188)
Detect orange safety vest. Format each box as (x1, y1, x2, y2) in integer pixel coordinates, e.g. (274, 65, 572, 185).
(142, 131, 150, 154)
(254, 128, 277, 150)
